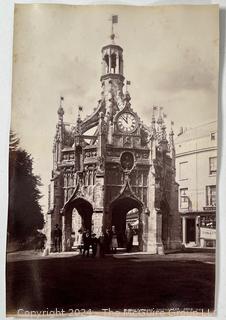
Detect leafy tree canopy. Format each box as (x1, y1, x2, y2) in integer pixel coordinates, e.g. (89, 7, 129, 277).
(8, 131, 44, 241)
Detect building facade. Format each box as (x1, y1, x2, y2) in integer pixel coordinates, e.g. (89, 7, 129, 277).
(46, 30, 181, 254)
(175, 121, 217, 248)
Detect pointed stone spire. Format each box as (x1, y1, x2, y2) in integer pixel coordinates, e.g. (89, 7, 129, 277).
(75, 106, 83, 136)
(157, 106, 163, 128)
(55, 97, 64, 164)
(156, 107, 168, 153)
(161, 112, 168, 142)
(97, 111, 106, 174)
(151, 106, 157, 138)
(57, 96, 64, 122)
(161, 123, 167, 142)
(169, 121, 175, 160)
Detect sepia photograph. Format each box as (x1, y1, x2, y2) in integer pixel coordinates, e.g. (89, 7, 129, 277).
(6, 4, 219, 317)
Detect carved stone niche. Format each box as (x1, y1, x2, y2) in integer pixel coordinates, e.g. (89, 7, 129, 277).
(63, 154, 68, 160)
(93, 182, 103, 209)
(97, 156, 105, 172)
(120, 151, 134, 171)
(142, 152, 149, 159)
(123, 135, 132, 147)
(135, 152, 141, 159)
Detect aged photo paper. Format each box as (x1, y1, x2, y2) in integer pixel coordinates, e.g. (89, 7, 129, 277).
(7, 4, 219, 317)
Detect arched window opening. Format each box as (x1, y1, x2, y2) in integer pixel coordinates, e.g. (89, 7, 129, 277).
(104, 54, 109, 73)
(111, 53, 117, 73)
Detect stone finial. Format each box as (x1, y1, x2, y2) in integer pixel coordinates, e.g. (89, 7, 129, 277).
(123, 90, 131, 110)
(57, 96, 64, 121)
(169, 121, 175, 151)
(150, 106, 157, 138)
(157, 106, 164, 127)
(99, 111, 104, 120)
(75, 106, 83, 136)
(124, 91, 131, 103)
(156, 107, 168, 144)
(169, 120, 174, 135)
(161, 123, 167, 141)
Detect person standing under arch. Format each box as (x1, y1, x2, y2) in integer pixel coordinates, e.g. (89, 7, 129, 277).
(126, 223, 134, 252)
(53, 224, 62, 252)
(111, 225, 118, 253)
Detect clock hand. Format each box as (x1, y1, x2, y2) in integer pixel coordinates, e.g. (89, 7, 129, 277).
(122, 116, 128, 124)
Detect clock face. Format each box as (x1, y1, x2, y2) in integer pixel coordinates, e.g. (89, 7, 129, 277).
(117, 112, 137, 133)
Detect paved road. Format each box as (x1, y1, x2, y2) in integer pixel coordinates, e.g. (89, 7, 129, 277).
(6, 252, 215, 316)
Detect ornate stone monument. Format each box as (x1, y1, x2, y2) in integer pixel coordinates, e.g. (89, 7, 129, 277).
(46, 18, 181, 254)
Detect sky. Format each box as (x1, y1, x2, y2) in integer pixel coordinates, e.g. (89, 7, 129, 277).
(11, 4, 219, 211)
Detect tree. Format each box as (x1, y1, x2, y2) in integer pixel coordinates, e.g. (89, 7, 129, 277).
(9, 130, 20, 151)
(8, 131, 44, 242)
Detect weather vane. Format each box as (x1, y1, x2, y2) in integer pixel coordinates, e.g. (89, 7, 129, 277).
(110, 15, 118, 42)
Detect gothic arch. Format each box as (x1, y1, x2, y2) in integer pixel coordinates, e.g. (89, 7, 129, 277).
(109, 194, 143, 248)
(63, 197, 94, 251)
(110, 180, 143, 208)
(64, 197, 93, 230)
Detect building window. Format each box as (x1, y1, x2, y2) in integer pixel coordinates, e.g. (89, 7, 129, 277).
(209, 157, 217, 175)
(206, 185, 216, 207)
(179, 161, 188, 180)
(200, 216, 216, 229)
(180, 188, 189, 209)
(211, 132, 216, 141)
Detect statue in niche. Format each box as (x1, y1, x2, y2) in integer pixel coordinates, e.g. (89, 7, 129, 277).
(120, 152, 134, 171)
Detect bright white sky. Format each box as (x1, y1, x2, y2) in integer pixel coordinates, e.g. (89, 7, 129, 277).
(11, 4, 219, 211)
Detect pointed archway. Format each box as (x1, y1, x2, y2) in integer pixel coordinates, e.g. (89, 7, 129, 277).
(63, 197, 93, 251)
(110, 195, 143, 249)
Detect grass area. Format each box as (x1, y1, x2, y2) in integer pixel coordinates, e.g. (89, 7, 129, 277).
(6, 255, 215, 314)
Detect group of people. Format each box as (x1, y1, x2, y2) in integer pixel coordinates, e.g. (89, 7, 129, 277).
(76, 224, 135, 257)
(77, 229, 98, 257)
(52, 223, 135, 256)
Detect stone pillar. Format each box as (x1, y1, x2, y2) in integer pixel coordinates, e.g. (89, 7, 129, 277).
(44, 213, 52, 254)
(107, 123, 113, 144)
(196, 216, 200, 246)
(93, 177, 104, 234)
(138, 210, 144, 251)
(116, 52, 119, 74)
(182, 216, 186, 245)
(109, 48, 112, 73)
(93, 111, 106, 235)
(156, 212, 162, 243)
(62, 215, 66, 252)
(145, 209, 158, 254)
(102, 58, 106, 75)
(92, 211, 103, 237)
(145, 175, 158, 254)
(156, 212, 164, 255)
(64, 213, 72, 251)
(120, 56, 123, 75)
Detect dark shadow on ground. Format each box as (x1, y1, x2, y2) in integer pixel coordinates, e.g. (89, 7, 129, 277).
(6, 255, 215, 314)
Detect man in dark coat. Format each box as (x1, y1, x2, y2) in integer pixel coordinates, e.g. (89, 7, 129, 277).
(82, 230, 91, 257)
(53, 224, 62, 252)
(126, 224, 134, 252)
(91, 233, 98, 257)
